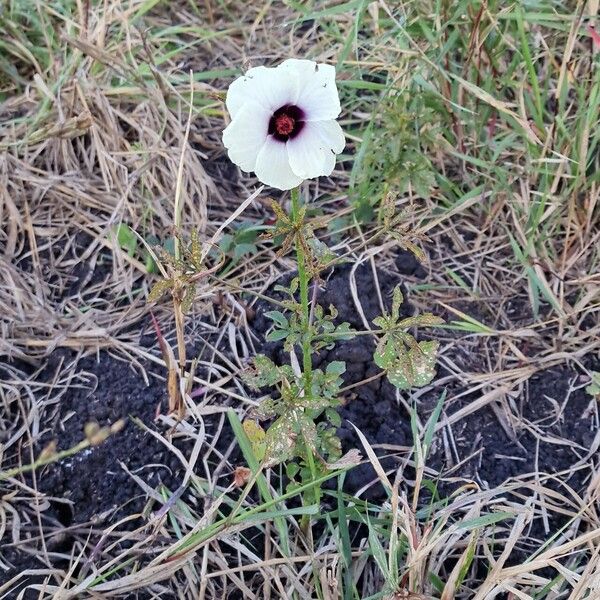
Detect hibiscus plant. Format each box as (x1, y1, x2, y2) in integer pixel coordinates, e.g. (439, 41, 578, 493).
(220, 59, 443, 501)
(149, 58, 442, 522)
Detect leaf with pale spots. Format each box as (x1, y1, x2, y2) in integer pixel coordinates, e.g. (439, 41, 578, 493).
(189, 230, 203, 270)
(372, 284, 442, 390)
(264, 415, 297, 466)
(374, 337, 398, 371)
(263, 410, 318, 466)
(181, 283, 196, 313)
(372, 316, 388, 329)
(382, 192, 396, 229)
(148, 278, 174, 303)
(299, 415, 318, 453)
(253, 397, 279, 420)
(390, 233, 426, 264)
(242, 420, 266, 461)
(375, 337, 439, 389)
(242, 355, 293, 389)
(392, 285, 404, 319)
(306, 236, 337, 268)
(320, 424, 343, 462)
(397, 313, 445, 329)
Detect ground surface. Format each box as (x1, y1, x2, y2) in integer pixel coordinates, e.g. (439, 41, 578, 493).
(3, 259, 597, 595)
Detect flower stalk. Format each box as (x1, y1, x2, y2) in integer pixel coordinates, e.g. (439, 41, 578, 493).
(289, 186, 321, 530)
(290, 187, 313, 397)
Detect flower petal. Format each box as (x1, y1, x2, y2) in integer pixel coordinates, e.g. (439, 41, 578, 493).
(222, 102, 271, 172)
(226, 66, 300, 119)
(255, 138, 304, 190)
(287, 121, 337, 180)
(280, 59, 341, 121)
(316, 119, 345, 153)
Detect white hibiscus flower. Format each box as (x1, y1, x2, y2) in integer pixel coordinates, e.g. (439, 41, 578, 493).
(222, 59, 345, 191)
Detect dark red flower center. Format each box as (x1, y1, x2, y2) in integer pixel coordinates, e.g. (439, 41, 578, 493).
(275, 114, 295, 136)
(268, 105, 305, 142)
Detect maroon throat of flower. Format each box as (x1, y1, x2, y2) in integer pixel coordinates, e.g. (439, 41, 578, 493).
(269, 105, 305, 142)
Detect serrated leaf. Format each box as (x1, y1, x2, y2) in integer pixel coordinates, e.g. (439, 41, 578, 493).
(326, 361, 346, 376)
(264, 416, 297, 466)
(148, 279, 174, 303)
(373, 316, 387, 329)
(266, 329, 289, 342)
(325, 407, 342, 428)
(265, 311, 289, 328)
(243, 355, 284, 389)
(243, 420, 266, 461)
(392, 285, 404, 320)
(181, 283, 196, 313)
(376, 337, 439, 390)
(333, 322, 355, 340)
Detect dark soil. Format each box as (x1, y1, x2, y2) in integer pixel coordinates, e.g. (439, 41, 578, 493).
(0, 346, 235, 597)
(34, 351, 186, 523)
(2, 253, 598, 595)
(251, 260, 598, 496)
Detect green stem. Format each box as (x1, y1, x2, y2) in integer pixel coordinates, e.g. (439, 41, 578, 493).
(290, 187, 313, 396)
(290, 186, 320, 533)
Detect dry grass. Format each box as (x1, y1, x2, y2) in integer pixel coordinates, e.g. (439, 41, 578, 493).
(1, 0, 599, 598)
